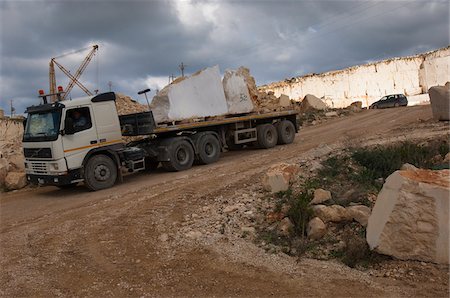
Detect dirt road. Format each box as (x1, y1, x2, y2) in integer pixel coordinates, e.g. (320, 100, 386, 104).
(1, 105, 449, 297)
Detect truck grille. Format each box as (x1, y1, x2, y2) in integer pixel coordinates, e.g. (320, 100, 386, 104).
(30, 162, 49, 174)
(24, 148, 52, 158)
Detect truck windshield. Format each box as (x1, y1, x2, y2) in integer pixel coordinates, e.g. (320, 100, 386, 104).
(23, 110, 61, 142)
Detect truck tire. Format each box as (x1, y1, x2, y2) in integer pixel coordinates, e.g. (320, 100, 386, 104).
(256, 124, 278, 149)
(276, 120, 295, 145)
(162, 139, 194, 172)
(84, 154, 117, 191)
(197, 134, 221, 164)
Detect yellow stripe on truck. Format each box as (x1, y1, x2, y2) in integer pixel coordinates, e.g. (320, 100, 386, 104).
(64, 139, 123, 153)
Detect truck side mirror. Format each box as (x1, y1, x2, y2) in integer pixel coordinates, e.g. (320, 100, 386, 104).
(64, 117, 75, 135)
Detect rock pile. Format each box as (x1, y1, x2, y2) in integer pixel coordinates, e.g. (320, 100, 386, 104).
(115, 93, 148, 116)
(0, 117, 26, 191)
(367, 168, 449, 264)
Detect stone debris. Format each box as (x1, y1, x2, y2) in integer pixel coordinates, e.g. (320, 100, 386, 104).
(277, 217, 294, 237)
(312, 204, 351, 223)
(115, 93, 148, 116)
(428, 82, 450, 121)
(307, 217, 327, 240)
(346, 205, 371, 227)
(367, 169, 449, 264)
(349, 101, 362, 110)
(400, 163, 418, 171)
(325, 111, 338, 117)
(5, 172, 27, 191)
(262, 163, 300, 193)
(299, 94, 328, 112)
(0, 117, 25, 190)
(150, 66, 229, 124)
(310, 188, 332, 205)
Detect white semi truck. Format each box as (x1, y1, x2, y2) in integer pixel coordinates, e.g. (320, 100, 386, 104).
(22, 92, 298, 191)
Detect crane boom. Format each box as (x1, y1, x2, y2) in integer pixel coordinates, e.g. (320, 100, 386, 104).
(52, 60, 93, 96)
(62, 45, 98, 100)
(48, 45, 98, 102)
(49, 60, 57, 102)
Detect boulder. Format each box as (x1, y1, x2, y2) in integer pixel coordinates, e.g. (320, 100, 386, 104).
(222, 68, 255, 114)
(278, 94, 291, 107)
(310, 188, 332, 205)
(262, 163, 300, 193)
(367, 169, 449, 264)
(150, 66, 229, 124)
(347, 205, 371, 227)
(0, 157, 9, 184)
(325, 111, 338, 117)
(428, 83, 450, 121)
(5, 172, 27, 190)
(349, 101, 362, 109)
(277, 217, 294, 237)
(400, 163, 418, 171)
(307, 217, 327, 240)
(8, 153, 24, 170)
(312, 204, 351, 222)
(299, 94, 328, 112)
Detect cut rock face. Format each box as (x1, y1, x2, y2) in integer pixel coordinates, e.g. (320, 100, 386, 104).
(150, 66, 229, 124)
(222, 68, 255, 114)
(367, 169, 449, 264)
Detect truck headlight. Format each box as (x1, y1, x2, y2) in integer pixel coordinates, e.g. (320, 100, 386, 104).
(49, 163, 59, 171)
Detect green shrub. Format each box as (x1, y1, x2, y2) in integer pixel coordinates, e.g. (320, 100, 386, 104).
(286, 191, 314, 238)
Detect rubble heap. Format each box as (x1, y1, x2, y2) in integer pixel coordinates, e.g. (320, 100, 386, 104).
(0, 117, 26, 191)
(115, 93, 148, 116)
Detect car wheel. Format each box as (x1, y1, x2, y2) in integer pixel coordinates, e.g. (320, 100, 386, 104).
(394, 103, 400, 107)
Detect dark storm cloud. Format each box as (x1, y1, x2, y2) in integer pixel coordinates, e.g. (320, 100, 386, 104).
(1, 0, 448, 114)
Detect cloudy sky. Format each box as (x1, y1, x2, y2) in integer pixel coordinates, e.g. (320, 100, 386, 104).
(0, 0, 448, 114)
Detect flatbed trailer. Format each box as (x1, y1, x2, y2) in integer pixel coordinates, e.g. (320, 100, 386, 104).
(22, 92, 299, 191)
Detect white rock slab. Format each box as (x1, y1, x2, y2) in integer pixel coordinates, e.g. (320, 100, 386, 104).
(222, 69, 255, 114)
(151, 65, 228, 123)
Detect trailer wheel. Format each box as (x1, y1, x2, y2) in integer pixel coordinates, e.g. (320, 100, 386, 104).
(276, 120, 295, 144)
(162, 139, 194, 172)
(84, 154, 117, 191)
(256, 124, 278, 149)
(197, 134, 221, 164)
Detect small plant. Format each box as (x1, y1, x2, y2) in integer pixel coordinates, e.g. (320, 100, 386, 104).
(286, 191, 314, 238)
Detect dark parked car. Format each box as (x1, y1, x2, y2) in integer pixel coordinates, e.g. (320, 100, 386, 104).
(370, 94, 408, 109)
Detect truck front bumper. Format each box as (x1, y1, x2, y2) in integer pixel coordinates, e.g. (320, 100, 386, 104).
(26, 169, 83, 186)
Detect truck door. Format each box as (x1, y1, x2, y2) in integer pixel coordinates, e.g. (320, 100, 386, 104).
(62, 105, 98, 170)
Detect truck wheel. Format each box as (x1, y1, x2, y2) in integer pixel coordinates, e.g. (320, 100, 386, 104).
(162, 139, 194, 171)
(256, 124, 278, 149)
(276, 120, 295, 145)
(197, 134, 221, 164)
(84, 154, 117, 191)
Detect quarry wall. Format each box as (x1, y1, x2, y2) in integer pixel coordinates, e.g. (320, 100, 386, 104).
(260, 47, 450, 108)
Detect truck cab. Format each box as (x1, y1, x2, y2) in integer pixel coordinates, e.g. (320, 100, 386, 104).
(23, 92, 142, 190)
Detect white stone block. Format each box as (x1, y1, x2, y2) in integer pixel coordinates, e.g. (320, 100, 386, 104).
(222, 69, 255, 114)
(150, 66, 228, 123)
